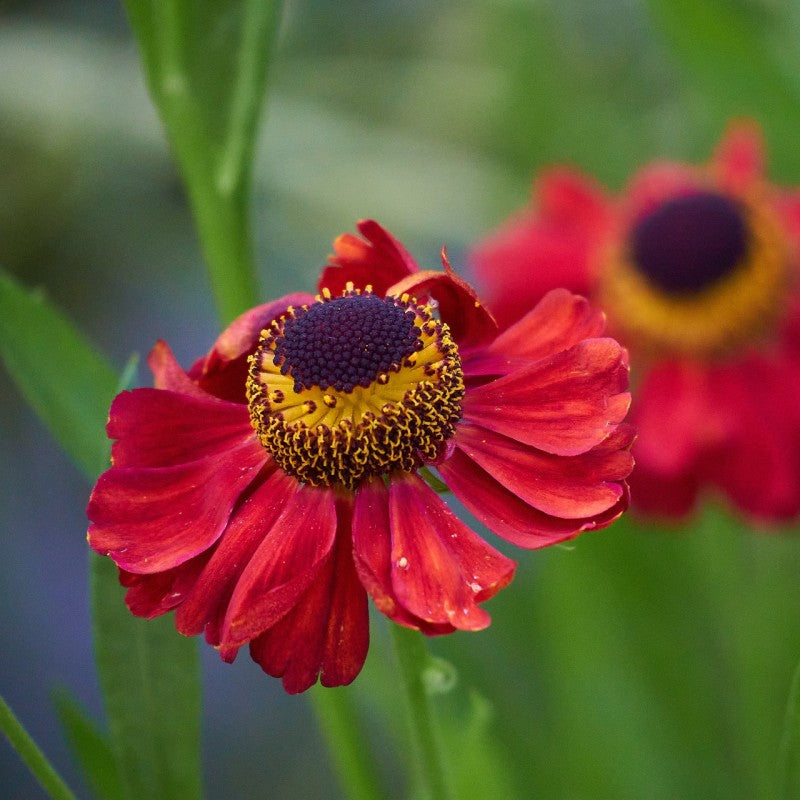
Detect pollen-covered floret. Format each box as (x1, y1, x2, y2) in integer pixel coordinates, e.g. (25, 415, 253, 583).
(247, 285, 465, 489)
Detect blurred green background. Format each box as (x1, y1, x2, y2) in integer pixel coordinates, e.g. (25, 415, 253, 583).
(4, 0, 800, 798)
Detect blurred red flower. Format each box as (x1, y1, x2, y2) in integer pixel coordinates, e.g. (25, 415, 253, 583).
(471, 122, 800, 523)
(88, 221, 632, 693)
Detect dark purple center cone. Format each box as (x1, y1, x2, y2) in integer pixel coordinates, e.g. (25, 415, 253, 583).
(273, 294, 421, 393)
(629, 191, 748, 295)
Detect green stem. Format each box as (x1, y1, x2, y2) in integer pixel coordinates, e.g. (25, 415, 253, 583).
(0, 695, 77, 800)
(390, 625, 452, 800)
(143, 0, 282, 324)
(309, 686, 383, 800)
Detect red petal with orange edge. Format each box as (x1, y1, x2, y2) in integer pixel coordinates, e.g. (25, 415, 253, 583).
(88, 437, 267, 574)
(712, 119, 764, 194)
(462, 338, 629, 456)
(221, 485, 337, 646)
(438, 448, 628, 548)
(190, 293, 314, 403)
(250, 501, 369, 693)
(108, 388, 254, 468)
(388, 253, 497, 351)
(352, 477, 455, 635)
(453, 423, 633, 519)
(175, 466, 297, 636)
(387, 472, 515, 630)
(318, 219, 419, 297)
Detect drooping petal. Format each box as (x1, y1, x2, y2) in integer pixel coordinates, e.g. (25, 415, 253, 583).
(388, 252, 498, 351)
(352, 477, 455, 635)
(706, 358, 800, 521)
(249, 498, 370, 693)
(438, 447, 629, 548)
(318, 219, 420, 297)
(712, 119, 765, 194)
(190, 293, 314, 403)
(387, 472, 516, 631)
(221, 484, 338, 647)
(119, 550, 213, 619)
(108, 388, 255, 468)
(464, 289, 607, 376)
(631, 359, 728, 475)
(87, 438, 267, 574)
(462, 338, 630, 456)
(453, 422, 633, 519)
(175, 466, 297, 637)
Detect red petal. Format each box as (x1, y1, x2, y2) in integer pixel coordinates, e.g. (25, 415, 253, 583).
(388, 254, 498, 351)
(387, 472, 516, 630)
(249, 499, 370, 693)
(175, 467, 297, 636)
(120, 550, 212, 619)
(462, 338, 630, 455)
(108, 388, 254, 468)
(712, 119, 765, 194)
(439, 448, 628, 548)
(87, 437, 267, 573)
(705, 359, 800, 521)
(453, 422, 633, 519)
(190, 293, 314, 403)
(318, 220, 419, 297)
(221, 485, 338, 646)
(352, 477, 455, 635)
(465, 289, 607, 376)
(623, 161, 700, 221)
(631, 359, 726, 474)
(148, 341, 208, 397)
(469, 168, 609, 328)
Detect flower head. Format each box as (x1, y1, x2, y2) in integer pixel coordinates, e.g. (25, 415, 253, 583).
(471, 121, 800, 523)
(87, 220, 632, 693)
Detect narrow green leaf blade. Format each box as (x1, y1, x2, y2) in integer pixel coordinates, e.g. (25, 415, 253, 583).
(0, 269, 118, 478)
(91, 554, 202, 800)
(780, 658, 800, 799)
(53, 689, 124, 800)
(0, 694, 78, 800)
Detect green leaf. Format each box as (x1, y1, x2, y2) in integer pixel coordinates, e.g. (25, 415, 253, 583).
(0, 269, 118, 479)
(91, 554, 202, 800)
(780, 655, 800, 800)
(53, 689, 124, 800)
(123, 0, 283, 323)
(0, 694, 77, 800)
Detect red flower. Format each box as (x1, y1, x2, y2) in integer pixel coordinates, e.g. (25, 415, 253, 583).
(471, 121, 800, 523)
(87, 221, 632, 693)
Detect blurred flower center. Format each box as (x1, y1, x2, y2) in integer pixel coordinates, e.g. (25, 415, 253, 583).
(601, 190, 789, 358)
(630, 191, 747, 294)
(247, 285, 464, 489)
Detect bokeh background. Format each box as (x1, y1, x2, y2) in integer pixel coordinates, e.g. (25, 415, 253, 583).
(4, 1, 800, 798)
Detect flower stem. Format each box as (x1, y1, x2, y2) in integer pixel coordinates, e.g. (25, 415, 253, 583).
(0, 695, 77, 800)
(309, 686, 383, 800)
(390, 625, 452, 800)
